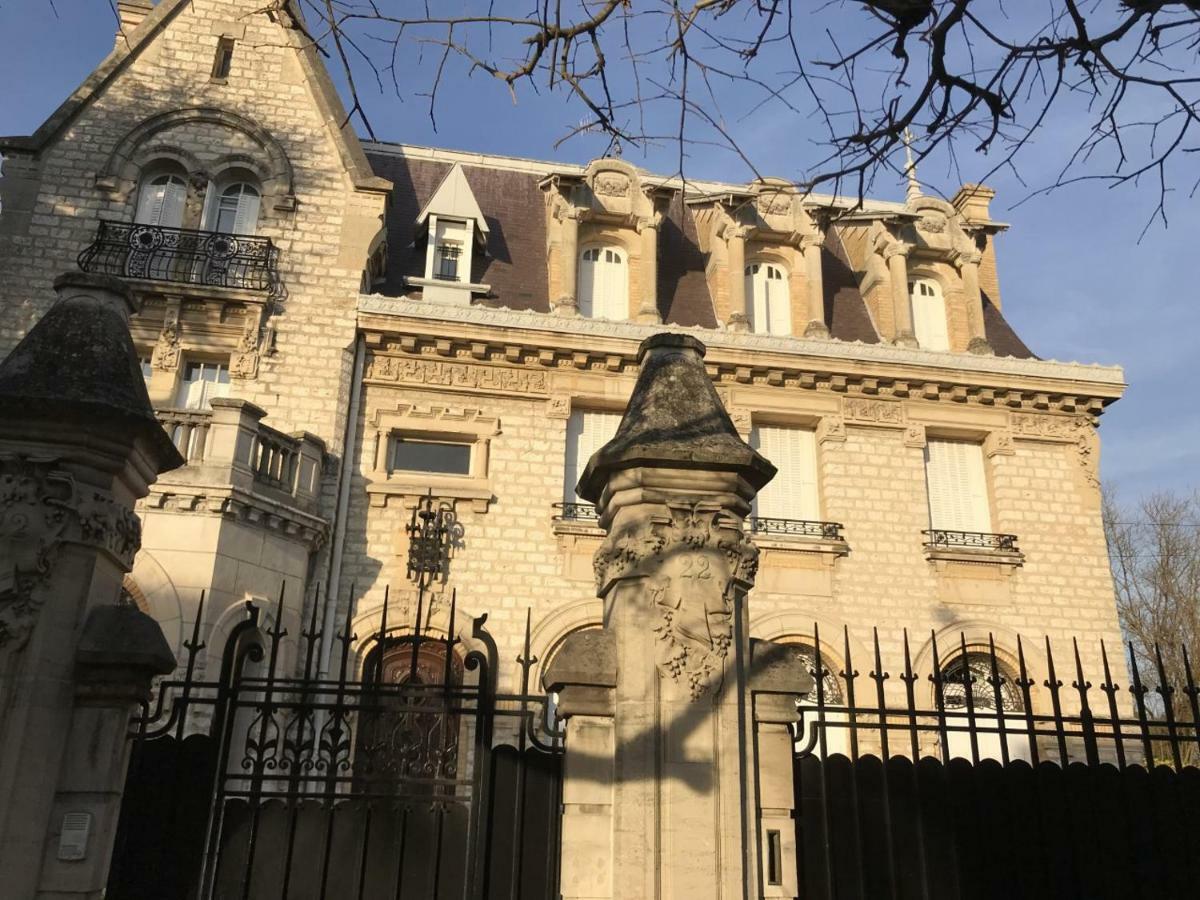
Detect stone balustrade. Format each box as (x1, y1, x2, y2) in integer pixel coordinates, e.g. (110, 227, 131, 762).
(153, 399, 325, 512)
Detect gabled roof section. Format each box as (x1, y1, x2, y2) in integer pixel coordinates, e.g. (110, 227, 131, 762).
(417, 163, 490, 235)
(0, 0, 389, 195)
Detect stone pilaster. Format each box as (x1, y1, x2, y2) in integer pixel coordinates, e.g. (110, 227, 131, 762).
(548, 333, 810, 900)
(554, 206, 582, 316)
(958, 249, 993, 355)
(884, 241, 918, 348)
(0, 272, 180, 898)
(636, 214, 663, 324)
(726, 224, 750, 332)
(801, 232, 829, 338)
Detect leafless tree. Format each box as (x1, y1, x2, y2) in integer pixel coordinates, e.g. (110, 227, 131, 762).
(249, 1, 1200, 224)
(1104, 486, 1200, 762)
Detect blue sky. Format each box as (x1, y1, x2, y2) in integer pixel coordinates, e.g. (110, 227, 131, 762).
(1, 2, 1194, 501)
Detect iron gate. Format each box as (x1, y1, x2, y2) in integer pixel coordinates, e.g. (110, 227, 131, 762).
(790, 626, 1200, 899)
(106, 591, 563, 900)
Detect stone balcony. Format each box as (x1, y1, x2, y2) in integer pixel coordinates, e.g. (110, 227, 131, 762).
(143, 398, 327, 546)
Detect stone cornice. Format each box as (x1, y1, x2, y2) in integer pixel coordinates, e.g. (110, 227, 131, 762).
(357, 296, 1126, 412)
(137, 482, 328, 549)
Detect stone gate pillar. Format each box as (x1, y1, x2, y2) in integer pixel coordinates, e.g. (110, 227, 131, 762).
(0, 272, 181, 898)
(547, 334, 812, 900)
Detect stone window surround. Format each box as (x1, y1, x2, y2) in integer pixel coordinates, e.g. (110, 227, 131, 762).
(366, 404, 499, 513)
(920, 423, 1023, 568)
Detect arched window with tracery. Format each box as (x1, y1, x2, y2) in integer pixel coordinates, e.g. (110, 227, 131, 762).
(135, 171, 187, 229)
(578, 245, 628, 319)
(909, 277, 950, 351)
(938, 650, 1031, 763)
(786, 640, 850, 758)
(353, 636, 464, 795)
(744, 262, 791, 336)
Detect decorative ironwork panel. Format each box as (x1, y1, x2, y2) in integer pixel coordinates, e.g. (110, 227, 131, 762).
(750, 517, 845, 540)
(77, 220, 280, 295)
(923, 528, 1019, 551)
(551, 502, 599, 522)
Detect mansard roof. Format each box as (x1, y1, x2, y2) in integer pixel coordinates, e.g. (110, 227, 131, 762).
(363, 143, 1035, 358)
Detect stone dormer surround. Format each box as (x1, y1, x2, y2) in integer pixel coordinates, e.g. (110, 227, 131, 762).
(688, 178, 829, 337)
(864, 191, 1005, 355)
(541, 158, 675, 323)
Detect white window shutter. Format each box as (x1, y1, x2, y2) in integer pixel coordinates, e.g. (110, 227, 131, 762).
(925, 439, 990, 531)
(911, 280, 949, 351)
(137, 176, 185, 228)
(767, 268, 792, 336)
(564, 410, 622, 502)
(751, 426, 819, 520)
(232, 187, 260, 235)
(578, 251, 596, 318)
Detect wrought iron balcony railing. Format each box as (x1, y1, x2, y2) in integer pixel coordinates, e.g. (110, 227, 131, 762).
(552, 502, 599, 522)
(923, 529, 1020, 553)
(77, 219, 280, 295)
(749, 517, 845, 540)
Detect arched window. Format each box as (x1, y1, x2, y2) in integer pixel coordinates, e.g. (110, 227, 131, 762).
(786, 641, 850, 759)
(135, 172, 186, 228)
(744, 262, 791, 336)
(909, 277, 950, 351)
(578, 246, 628, 319)
(203, 178, 261, 235)
(938, 651, 1031, 763)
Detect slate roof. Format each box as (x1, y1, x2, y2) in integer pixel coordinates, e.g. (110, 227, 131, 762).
(363, 148, 1035, 359)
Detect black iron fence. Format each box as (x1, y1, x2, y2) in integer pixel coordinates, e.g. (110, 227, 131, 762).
(790, 625, 1200, 899)
(78, 220, 279, 295)
(107, 587, 561, 900)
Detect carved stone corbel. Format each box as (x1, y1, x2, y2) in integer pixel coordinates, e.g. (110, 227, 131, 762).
(984, 430, 1015, 458)
(817, 416, 846, 445)
(150, 301, 181, 371)
(230, 314, 262, 379)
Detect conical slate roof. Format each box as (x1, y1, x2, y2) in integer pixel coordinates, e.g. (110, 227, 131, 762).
(577, 333, 776, 502)
(0, 273, 182, 468)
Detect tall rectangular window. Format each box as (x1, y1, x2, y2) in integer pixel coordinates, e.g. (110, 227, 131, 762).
(563, 410, 622, 503)
(175, 359, 231, 410)
(750, 425, 820, 520)
(211, 37, 235, 80)
(924, 438, 991, 532)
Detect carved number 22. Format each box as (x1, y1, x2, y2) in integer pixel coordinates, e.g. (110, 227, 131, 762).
(680, 555, 712, 581)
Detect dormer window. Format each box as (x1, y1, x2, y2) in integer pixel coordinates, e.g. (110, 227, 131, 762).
(409, 164, 490, 304)
(434, 240, 462, 281)
(579, 245, 628, 319)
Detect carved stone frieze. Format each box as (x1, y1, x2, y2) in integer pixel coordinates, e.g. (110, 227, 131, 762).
(593, 504, 758, 700)
(593, 173, 630, 198)
(230, 317, 261, 379)
(365, 354, 550, 396)
(76, 492, 142, 568)
(1010, 412, 1075, 440)
(843, 398, 904, 427)
(0, 457, 72, 649)
(546, 394, 572, 419)
(817, 416, 846, 445)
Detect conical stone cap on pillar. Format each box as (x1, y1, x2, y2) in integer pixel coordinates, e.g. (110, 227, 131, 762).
(576, 332, 775, 503)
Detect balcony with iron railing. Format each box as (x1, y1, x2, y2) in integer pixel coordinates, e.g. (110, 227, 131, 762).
(77, 220, 280, 296)
(923, 528, 1023, 564)
(155, 399, 324, 514)
(551, 502, 846, 546)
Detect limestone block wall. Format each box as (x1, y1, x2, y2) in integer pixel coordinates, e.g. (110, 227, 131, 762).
(0, 0, 374, 451)
(340, 355, 1122, 705)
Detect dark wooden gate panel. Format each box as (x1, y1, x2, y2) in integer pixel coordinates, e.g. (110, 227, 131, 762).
(794, 754, 1200, 899)
(106, 732, 217, 900)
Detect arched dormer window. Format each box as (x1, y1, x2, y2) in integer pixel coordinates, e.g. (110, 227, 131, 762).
(744, 262, 791, 336)
(135, 171, 186, 229)
(578, 245, 628, 319)
(909, 277, 949, 351)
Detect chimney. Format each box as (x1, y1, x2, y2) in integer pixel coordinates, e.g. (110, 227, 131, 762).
(115, 0, 153, 48)
(952, 183, 996, 224)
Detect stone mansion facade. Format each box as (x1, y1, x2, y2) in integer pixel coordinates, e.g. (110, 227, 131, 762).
(0, 0, 1126, 713)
